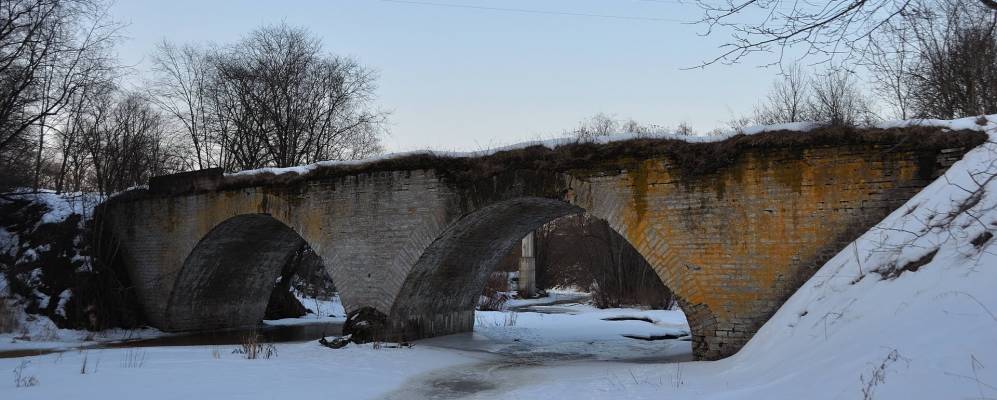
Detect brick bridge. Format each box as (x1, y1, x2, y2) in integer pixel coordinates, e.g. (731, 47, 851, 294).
(98, 127, 984, 360)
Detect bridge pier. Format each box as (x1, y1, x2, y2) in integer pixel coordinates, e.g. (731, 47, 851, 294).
(517, 231, 538, 298)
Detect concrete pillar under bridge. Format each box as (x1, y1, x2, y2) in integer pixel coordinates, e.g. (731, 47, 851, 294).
(518, 231, 537, 298)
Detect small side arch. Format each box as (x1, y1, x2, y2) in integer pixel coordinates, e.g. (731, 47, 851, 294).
(163, 214, 307, 331)
(387, 197, 582, 338)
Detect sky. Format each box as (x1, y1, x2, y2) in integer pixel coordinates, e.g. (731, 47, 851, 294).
(109, 0, 786, 153)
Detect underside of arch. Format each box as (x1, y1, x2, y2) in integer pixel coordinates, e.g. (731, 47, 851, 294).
(387, 197, 583, 339)
(385, 196, 703, 350)
(163, 214, 304, 331)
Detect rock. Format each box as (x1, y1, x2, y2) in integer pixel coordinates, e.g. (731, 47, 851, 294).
(318, 334, 353, 349)
(263, 286, 307, 320)
(342, 307, 389, 343)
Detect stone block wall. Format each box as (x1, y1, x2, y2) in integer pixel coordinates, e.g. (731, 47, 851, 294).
(102, 170, 460, 329)
(574, 144, 967, 359)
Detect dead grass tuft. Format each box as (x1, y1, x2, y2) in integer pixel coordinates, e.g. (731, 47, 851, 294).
(877, 249, 939, 280)
(13, 360, 38, 387)
(233, 332, 277, 360)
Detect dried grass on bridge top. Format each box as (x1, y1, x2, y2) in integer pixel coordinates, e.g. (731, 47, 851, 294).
(116, 125, 989, 200)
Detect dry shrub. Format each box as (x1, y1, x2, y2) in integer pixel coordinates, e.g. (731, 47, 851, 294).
(475, 311, 519, 328)
(477, 294, 507, 312)
(504, 312, 518, 327)
(13, 360, 38, 388)
(233, 332, 277, 360)
(120, 349, 147, 368)
(477, 272, 511, 311)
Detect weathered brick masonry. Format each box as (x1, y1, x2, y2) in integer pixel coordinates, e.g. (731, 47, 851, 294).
(99, 127, 985, 360)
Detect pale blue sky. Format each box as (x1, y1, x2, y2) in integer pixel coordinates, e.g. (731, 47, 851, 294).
(110, 0, 784, 152)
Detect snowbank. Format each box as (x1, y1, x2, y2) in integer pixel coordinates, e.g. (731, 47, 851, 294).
(0, 190, 154, 348)
(0, 341, 478, 400)
(1, 190, 101, 225)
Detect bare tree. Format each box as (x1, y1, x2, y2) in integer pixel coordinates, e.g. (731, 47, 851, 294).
(207, 73, 268, 171)
(0, 0, 121, 190)
(753, 64, 810, 123)
(78, 89, 182, 194)
(572, 112, 619, 141)
(864, 19, 919, 119)
(906, 1, 997, 118)
(675, 121, 696, 136)
(693, 0, 997, 67)
(206, 23, 386, 170)
(808, 69, 876, 126)
(571, 113, 669, 140)
(149, 41, 214, 170)
(52, 67, 109, 192)
(620, 118, 667, 138)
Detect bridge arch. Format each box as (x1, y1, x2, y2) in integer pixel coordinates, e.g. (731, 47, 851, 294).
(385, 195, 708, 353)
(163, 213, 311, 331)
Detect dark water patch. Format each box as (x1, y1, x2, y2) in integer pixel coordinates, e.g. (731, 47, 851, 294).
(380, 365, 505, 400)
(0, 320, 343, 359)
(430, 377, 497, 397)
(602, 316, 654, 323)
(509, 305, 579, 315)
(0, 348, 62, 358)
(621, 333, 686, 341)
(105, 320, 343, 349)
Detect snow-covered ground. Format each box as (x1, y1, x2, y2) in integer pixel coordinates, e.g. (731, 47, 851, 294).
(293, 289, 347, 319)
(502, 288, 590, 309)
(444, 299, 690, 362)
(0, 190, 102, 224)
(2, 340, 478, 399)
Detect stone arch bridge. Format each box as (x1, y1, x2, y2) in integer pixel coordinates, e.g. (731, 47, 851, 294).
(98, 127, 985, 360)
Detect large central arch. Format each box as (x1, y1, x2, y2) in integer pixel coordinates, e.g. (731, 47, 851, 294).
(385, 196, 695, 345)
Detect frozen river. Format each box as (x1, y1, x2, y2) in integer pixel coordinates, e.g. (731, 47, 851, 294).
(1, 293, 692, 399)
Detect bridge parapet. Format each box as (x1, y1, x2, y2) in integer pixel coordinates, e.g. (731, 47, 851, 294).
(149, 168, 224, 195)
